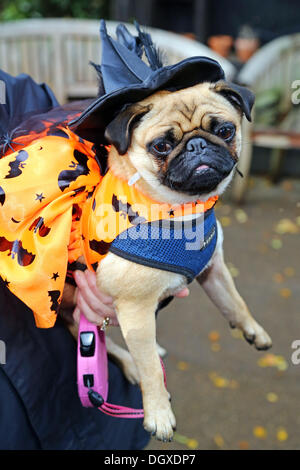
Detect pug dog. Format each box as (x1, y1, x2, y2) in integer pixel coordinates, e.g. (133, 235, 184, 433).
(61, 79, 272, 441)
(69, 79, 270, 442)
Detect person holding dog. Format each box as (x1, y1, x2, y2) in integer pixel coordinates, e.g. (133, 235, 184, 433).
(0, 20, 271, 447)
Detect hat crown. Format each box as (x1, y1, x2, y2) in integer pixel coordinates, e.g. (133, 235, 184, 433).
(100, 20, 163, 94)
(69, 20, 225, 144)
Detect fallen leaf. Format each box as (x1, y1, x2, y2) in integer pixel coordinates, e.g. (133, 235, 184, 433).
(230, 329, 243, 339)
(227, 262, 240, 278)
(213, 434, 225, 448)
(238, 440, 250, 450)
(270, 238, 282, 250)
(187, 439, 199, 449)
(257, 354, 288, 371)
(208, 330, 220, 342)
(173, 432, 198, 449)
(283, 267, 295, 277)
(214, 377, 228, 388)
(210, 343, 221, 352)
(209, 372, 238, 389)
(273, 273, 284, 284)
(275, 218, 299, 234)
(177, 361, 190, 371)
(276, 427, 288, 442)
(279, 288, 292, 298)
(220, 216, 231, 227)
(235, 209, 248, 224)
(266, 392, 279, 403)
(253, 426, 267, 439)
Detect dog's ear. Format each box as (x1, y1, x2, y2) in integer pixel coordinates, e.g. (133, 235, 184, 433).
(104, 103, 151, 154)
(214, 81, 255, 122)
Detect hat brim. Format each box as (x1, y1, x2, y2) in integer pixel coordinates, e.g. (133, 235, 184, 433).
(68, 56, 225, 144)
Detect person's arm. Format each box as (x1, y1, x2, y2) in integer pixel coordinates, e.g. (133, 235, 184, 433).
(61, 269, 190, 327)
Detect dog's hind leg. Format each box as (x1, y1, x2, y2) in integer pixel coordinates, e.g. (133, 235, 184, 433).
(197, 221, 272, 351)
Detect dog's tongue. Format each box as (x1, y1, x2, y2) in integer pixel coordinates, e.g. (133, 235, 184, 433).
(195, 164, 209, 172)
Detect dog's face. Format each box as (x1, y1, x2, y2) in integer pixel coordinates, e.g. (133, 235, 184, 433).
(105, 81, 254, 202)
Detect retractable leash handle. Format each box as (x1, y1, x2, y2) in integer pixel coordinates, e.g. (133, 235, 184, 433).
(77, 313, 146, 418)
(77, 312, 108, 407)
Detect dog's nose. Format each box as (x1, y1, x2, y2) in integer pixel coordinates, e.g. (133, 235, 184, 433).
(186, 137, 207, 153)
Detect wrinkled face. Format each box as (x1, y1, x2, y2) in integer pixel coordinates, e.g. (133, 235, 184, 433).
(105, 81, 254, 200)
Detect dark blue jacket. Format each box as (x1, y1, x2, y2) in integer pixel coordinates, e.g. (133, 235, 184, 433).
(0, 279, 149, 450)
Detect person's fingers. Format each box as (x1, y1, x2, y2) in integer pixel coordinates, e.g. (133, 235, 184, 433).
(73, 270, 119, 326)
(73, 305, 80, 325)
(74, 271, 114, 316)
(74, 270, 113, 306)
(84, 270, 113, 305)
(76, 292, 106, 325)
(174, 287, 190, 298)
(73, 302, 119, 328)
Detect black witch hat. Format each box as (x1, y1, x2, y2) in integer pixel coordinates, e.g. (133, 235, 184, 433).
(69, 20, 225, 144)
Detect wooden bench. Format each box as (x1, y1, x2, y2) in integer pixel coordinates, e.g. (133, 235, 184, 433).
(0, 18, 235, 104)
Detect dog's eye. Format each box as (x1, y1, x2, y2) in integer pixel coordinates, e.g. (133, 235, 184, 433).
(215, 124, 235, 142)
(151, 141, 172, 156)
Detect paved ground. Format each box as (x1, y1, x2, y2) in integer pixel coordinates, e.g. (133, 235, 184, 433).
(139, 176, 300, 450)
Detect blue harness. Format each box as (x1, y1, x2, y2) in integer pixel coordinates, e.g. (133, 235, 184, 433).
(109, 208, 217, 283)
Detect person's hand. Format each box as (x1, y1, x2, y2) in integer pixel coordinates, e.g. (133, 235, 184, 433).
(73, 270, 190, 326)
(73, 270, 118, 327)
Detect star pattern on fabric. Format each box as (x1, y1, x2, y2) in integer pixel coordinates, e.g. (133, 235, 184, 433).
(35, 192, 45, 203)
(51, 272, 59, 281)
(168, 209, 175, 217)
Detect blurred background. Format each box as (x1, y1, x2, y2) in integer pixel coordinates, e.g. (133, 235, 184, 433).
(1, 0, 299, 450)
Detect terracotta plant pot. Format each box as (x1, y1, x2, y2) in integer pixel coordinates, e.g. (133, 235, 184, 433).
(235, 37, 260, 62)
(207, 35, 233, 57)
(182, 32, 197, 41)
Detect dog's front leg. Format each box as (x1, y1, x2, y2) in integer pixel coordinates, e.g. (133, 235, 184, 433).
(197, 224, 272, 350)
(114, 297, 176, 441)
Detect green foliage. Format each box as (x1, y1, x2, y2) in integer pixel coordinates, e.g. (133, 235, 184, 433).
(0, 0, 110, 21)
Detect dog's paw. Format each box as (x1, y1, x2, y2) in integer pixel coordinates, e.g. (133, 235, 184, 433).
(143, 402, 176, 441)
(231, 318, 272, 350)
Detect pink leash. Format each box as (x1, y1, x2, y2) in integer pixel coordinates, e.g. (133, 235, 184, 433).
(77, 313, 167, 418)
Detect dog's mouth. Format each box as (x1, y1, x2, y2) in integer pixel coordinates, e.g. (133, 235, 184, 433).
(162, 149, 235, 196)
(194, 164, 211, 174)
(195, 165, 209, 173)
(192, 161, 220, 179)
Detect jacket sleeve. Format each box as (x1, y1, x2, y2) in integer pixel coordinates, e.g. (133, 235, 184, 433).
(0, 69, 59, 137)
